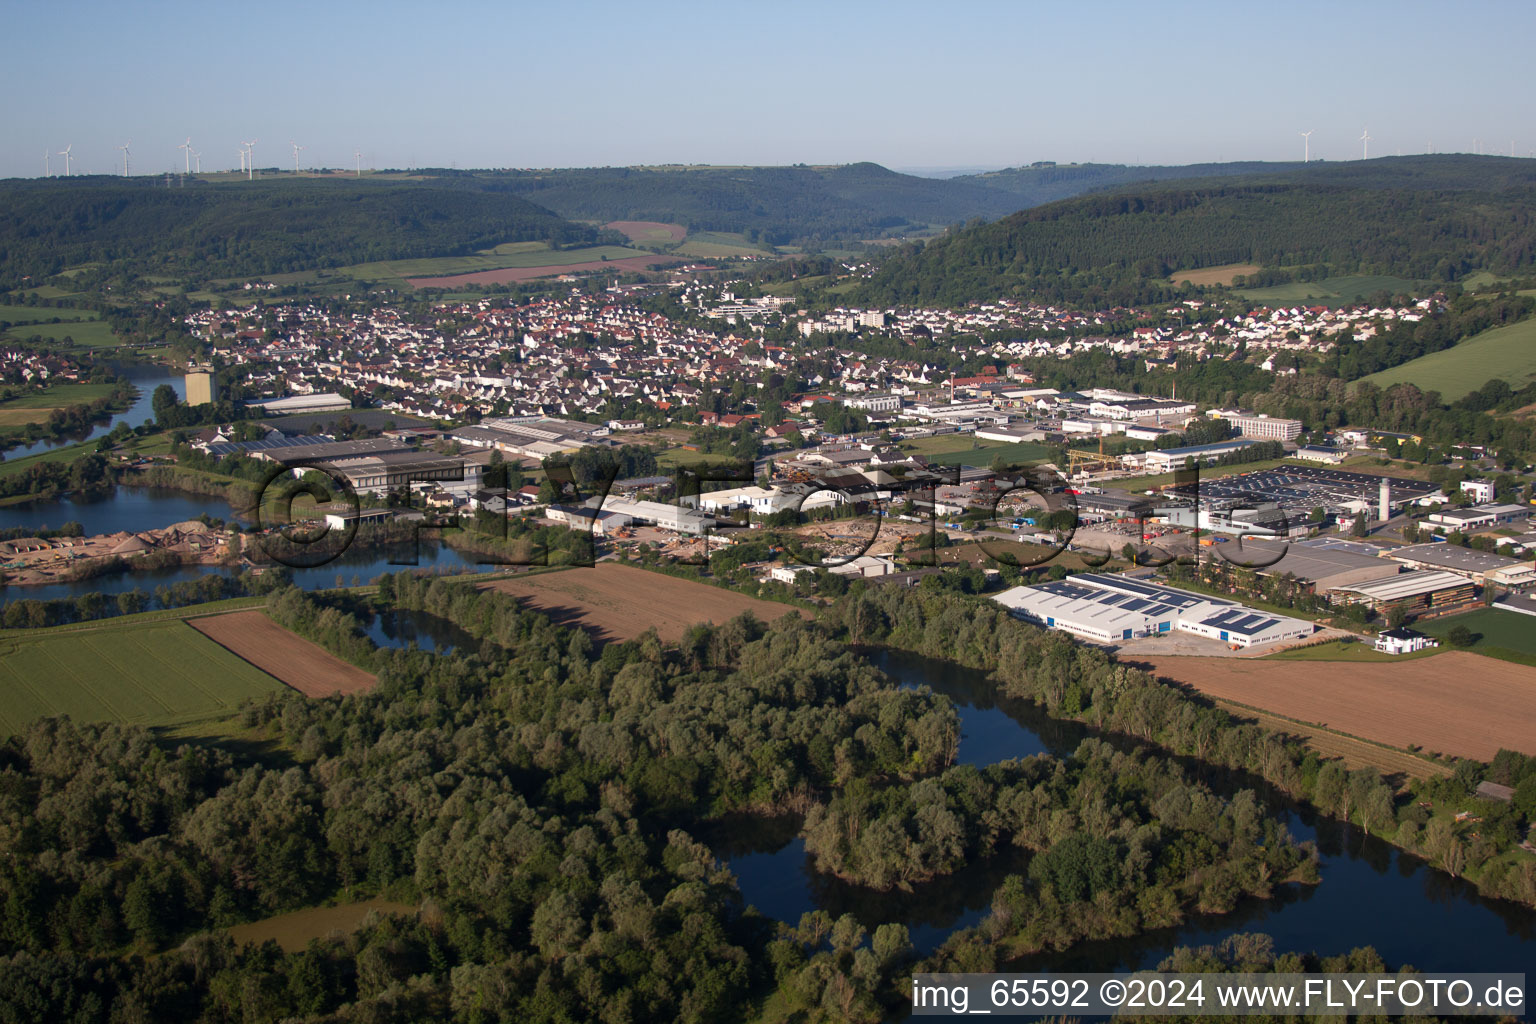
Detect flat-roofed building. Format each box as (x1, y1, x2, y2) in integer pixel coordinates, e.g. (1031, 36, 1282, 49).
(1387, 543, 1536, 590)
(1226, 412, 1303, 441)
(324, 452, 482, 494)
(992, 572, 1313, 647)
(1427, 504, 1530, 531)
(248, 393, 352, 415)
(1143, 439, 1262, 473)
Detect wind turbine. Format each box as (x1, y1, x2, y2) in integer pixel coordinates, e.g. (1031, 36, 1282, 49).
(242, 139, 258, 180)
(58, 144, 73, 177)
(290, 140, 305, 174)
(44, 149, 51, 178)
(190, 148, 202, 174)
(179, 137, 192, 174)
(1299, 130, 1314, 163)
(118, 140, 131, 177)
(354, 150, 362, 177)
(238, 146, 246, 175)
(1359, 128, 1371, 160)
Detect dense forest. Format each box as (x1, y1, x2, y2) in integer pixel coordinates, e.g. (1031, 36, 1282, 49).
(0, 177, 598, 286)
(855, 158, 1536, 307)
(12, 569, 1525, 1021)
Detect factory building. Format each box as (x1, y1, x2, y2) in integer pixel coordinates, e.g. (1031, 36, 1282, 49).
(992, 573, 1314, 648)
(1328, 569, 1476, 617)
(1239, 539, 1400, 593)
(1427, 504, 1531, 532)
(1387, 544, 1536, 590)
(1142, 440, 1262, 473)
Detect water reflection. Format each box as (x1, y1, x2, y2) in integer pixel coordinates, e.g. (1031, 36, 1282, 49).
(719, 648, 1536, 971)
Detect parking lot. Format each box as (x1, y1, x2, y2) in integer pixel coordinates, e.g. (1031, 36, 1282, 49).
(1162, 464, 1439, 519)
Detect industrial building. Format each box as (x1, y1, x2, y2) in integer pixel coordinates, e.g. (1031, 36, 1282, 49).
(1328, 570, 1476, 616)
(450, 417, 612, 459)
(992, 573, 1314, 648)
(247, 393, 352, 415)
(1223, 412, 1304, 441)
(1239, 539, 1400, 592)
(1142, 440, 1262, 473)
(324, 452, 483, 495)
(1387, 544, 1536, 590)
(1427, 504, 1531, 532)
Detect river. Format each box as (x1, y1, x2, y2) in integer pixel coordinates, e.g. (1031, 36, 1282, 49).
(6, 365, 185, 460)
(716, 649, 1536, 971)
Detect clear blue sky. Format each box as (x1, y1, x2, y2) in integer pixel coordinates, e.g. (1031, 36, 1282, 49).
(3, 0, 1532, 178)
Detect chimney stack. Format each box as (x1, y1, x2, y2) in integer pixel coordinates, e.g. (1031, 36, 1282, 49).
(1379, 478, 1390, 521)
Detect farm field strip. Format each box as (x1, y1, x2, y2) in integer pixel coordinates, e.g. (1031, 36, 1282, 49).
(0, 620, 286, 736)
(405, 254, 683, 288)
(346, 244, 653, 281)
(604, 220, 686, 243)
(1132, 651, 1536, 761)
(189, 609, 376, 697)
(480, 563, 807, 643)
(1168, 263, 1260, 287)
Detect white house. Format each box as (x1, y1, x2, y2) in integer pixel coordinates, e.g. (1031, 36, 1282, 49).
(1374, 629, 1438, 655)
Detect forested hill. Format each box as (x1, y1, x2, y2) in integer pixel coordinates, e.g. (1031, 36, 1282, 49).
(853, 156, 1536, 308)
(953, 160, 1308, 207)
(0, 176, 597, 285)
(493, 163, 1026, 243)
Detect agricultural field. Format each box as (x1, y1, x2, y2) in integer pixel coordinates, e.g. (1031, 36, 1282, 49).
(1168, 263, 1260, 287)
(189, 609, 377, 697)
(480, 563, 806, 643)
(675, 231, 769, 259)
(604, 220, 686, 244)
(0, 304, 101, 325)
(0, 619, 285, 736)
(1237, 274, 1420, 306)
(0, 313, 121, 349)
(1210, 698, 1451, 780)
(1131, 651, 1536, 761)
(340, 243, 653, 285)
(1420, 608, 1536, 663)
(0, 382, 118, 433)
(1358, 317, 1536, 401)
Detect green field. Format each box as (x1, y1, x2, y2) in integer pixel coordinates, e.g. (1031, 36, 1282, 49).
(0, 382, 117, 412)
(1420, 607, 1536, 664)
(1238, 275, 1420, 306)
(923, 441, 1054, 467)
(0, 619, 286, 735)
(2, 318, 122, 349)
(0, 304, 101, 326)
(341, 243, 653, 282)
(1357, 318, 1536, 400)
(675, 231, 770, 259)
(1263, 638, 1441, 662)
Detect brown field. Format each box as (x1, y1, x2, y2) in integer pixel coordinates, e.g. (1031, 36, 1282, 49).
(1131, 652, 1536, 761)
(481, 563, 807, 643)
(1169, 263, 1261, 287)
(407, 255, 683, 288)
(226, 898, 415, 953)
(189, 610, 376, 697)
(605, 220, 686, 243)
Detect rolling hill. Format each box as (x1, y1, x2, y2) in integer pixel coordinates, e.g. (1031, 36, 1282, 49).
(853, 156, 1536, 308)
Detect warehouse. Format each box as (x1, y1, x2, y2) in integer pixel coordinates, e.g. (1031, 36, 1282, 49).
(1142, 439, 1262, 473)
(1427, 504, 1531, 532)
(1240, 539, 1401, 593)
(1328, 570, 1477, 616)
(992, 573, 1313, 648)
(324, 452, 483, 495)
(1387, 544, 1536, 590)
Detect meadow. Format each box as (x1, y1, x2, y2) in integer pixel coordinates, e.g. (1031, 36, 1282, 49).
(1421, 607, 1536, 664)
(1237, 274, 1420, 306)
(0, 304, 101, 325)
(675, 231, 769, 259)
(1357, 317, 1536, 400)
(0, 619, 285, 735)
(918, 440, 1054, 467)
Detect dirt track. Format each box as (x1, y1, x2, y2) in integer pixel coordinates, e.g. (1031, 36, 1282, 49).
(1132, 652, 1536, 761)
(481, 563, 806, 643)
(189, 610, 377, 698)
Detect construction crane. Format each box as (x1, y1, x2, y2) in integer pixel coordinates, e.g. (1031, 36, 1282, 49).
(1067, 435, 1126, 476)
